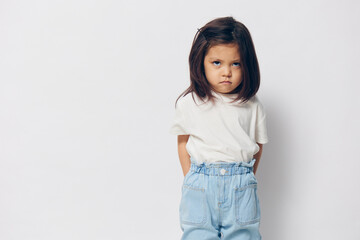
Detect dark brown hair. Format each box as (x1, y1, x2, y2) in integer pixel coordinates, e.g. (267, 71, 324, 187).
(175, 16, 261, 107)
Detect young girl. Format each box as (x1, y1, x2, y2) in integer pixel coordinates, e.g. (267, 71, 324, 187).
(169, 16, 269, 240)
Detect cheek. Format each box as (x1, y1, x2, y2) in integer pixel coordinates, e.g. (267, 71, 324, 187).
(204, 68, 216, 79)
(203, 64, 209, 76)
(234, 70, 242, 79)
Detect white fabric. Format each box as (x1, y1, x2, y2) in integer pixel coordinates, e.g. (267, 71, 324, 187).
(169, 90, 269, 164)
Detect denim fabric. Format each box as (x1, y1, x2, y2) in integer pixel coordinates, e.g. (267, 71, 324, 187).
(179, 157, 262, 240)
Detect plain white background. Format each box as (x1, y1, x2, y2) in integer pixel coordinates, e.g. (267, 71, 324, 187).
(1, 0, 359, 239)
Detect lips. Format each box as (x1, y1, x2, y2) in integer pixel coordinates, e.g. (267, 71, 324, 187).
(220, 81, 231, 84)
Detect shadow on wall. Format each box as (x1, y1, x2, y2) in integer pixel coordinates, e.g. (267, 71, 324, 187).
(257, 101, 290, 240)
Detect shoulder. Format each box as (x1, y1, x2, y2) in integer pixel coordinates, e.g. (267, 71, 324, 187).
(251, 95, 267, 118)
(251, 95, 265, 108)
(250, 94, 260, 104)
(176, 92, 199, 109)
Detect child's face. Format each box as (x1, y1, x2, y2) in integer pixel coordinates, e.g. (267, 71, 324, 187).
(203, 43, 242, 94)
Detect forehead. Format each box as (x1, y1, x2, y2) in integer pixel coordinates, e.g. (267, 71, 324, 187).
(205, 43, 240, 59)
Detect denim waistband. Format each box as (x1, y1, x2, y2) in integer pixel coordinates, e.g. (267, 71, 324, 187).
(189, 157, 256, 176)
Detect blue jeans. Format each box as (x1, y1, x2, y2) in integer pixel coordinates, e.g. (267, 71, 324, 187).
(179, 157, 262, 240)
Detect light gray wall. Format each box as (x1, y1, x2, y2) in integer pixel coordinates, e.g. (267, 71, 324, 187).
(1, 0, 359, 239)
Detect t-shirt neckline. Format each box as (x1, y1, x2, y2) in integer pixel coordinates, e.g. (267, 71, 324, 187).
(211, 90, 238, 103)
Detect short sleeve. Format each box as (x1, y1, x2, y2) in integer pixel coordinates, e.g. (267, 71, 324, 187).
(169, 98, 189, 135)
(255, 101, 269, 144)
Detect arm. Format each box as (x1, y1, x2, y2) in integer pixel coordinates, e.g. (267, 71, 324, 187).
(253, 143, 263, 175)
(177, 135, 191, 176)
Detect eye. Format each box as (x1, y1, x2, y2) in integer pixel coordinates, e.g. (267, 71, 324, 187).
(212, 61, 220, 66)
(233, 62, 241, 67)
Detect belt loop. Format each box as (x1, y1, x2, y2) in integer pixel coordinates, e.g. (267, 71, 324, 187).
(196, 163, 203, 173)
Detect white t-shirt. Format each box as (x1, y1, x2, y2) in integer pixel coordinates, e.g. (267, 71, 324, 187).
(169, 90, 269, 164)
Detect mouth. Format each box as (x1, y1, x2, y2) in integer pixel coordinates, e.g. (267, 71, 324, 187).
(220, 81, 232, 84)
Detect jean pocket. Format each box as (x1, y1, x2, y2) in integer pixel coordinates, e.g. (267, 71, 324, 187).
(183, 169, 192, 182)
(179, 185, 207, 225)
(234, 183, 260, 226)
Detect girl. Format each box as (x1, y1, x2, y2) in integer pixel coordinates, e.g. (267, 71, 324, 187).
(169, 16, 269, 240)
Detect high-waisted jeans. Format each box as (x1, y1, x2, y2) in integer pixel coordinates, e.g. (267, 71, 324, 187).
(179, 156, 262, 240)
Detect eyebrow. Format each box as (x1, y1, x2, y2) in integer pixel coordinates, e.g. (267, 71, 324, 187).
(208, 57, 241, 61)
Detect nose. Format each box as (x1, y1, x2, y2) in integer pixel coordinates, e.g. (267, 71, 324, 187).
(222, 66, 232, 77)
